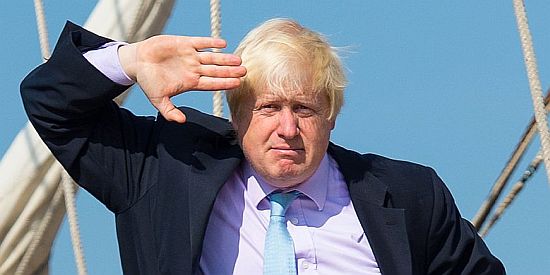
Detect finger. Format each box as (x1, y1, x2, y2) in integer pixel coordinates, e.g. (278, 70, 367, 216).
(188, 37, 227, 50)
(195, 76, 242, 91)
(165, 108, 187, 124)
(154, 97, 187, 123)
(198, 52, 242, 66)
(199, 65, 247, 78)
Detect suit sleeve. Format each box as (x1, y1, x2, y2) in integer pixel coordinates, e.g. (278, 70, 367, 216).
(21, 22, 161, 213)
(426, 169, 506, 274)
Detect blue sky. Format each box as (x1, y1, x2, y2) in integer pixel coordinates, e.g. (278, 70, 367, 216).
(2, 1, 550, 274)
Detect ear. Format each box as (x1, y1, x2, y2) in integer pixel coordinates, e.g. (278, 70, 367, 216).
(329, 119, 336, 130)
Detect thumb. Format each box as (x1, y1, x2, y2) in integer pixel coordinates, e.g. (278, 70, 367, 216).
(155, 97, 187, 123)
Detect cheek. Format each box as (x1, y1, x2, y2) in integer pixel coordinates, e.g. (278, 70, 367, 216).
(241, 117, 277, 147)
(301, 121, 332, 149)
(302, 119, 332, 137)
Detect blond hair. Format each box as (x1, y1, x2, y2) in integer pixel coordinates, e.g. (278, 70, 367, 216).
(227, 18, 346, 121)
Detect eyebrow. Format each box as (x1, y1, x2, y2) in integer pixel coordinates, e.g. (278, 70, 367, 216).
(258, 93, 321, 104)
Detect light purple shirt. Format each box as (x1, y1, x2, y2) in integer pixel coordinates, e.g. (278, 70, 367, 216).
(200, 155, 380, 274)
(85, 45, 380, 274)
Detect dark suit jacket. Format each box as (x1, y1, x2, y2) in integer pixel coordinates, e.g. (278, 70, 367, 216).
(21, 22, 505, 275)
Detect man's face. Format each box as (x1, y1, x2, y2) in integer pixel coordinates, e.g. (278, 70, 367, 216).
(232, 88, 335, 188)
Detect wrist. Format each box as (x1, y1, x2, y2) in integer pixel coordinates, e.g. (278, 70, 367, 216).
(118, 43, 138, 81)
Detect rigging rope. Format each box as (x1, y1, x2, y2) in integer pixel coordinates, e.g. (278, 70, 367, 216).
(474, 0, 549, 233)
(512, 0, 550, 183)
(32, 1, 88, 274)
(479, 151, 542, 237)
(24, 0, 176, 273)
(61, 172, 88, 275)
(210, 0, 224, 118)
(472, 93, 550, 229)
(33, 0, 50, 61)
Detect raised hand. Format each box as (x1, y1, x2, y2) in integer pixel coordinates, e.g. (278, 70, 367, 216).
(118, 35, 246, 123)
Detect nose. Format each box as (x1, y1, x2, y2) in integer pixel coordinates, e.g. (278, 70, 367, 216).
(277, 108, 299, 139)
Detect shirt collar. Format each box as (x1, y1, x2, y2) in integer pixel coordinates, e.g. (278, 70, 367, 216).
(242, 154, 330, 211)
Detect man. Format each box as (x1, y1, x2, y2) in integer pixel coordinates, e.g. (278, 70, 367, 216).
(21, 18, 505, 274)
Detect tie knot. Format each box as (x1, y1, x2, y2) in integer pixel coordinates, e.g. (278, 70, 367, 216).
(268, 191, 300, 217)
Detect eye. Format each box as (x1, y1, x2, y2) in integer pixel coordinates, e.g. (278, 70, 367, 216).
(262, 104, 280, 111)
(294, 104, 315, 116)
(254, 103, 280, 114)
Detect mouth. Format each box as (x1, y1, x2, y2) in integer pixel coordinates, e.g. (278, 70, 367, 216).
(270, 146, 305, 155)
(271, 145, 304, 151)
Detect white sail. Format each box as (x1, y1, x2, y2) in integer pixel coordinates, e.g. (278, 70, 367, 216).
(0, 1, 175, 274)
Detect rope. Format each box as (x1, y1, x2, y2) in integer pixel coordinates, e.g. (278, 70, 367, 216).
(61, 172, 87, 275)
(512, 0, 550, 184)
(479, 151, 543, 237)
(209, 0, 224, 118)
(33, 0, 50, 61)
(475, 0, 550, 237)
(15, 176, 65, 275)
(472, 92, 550, 229)
(32, 1, 88, 274)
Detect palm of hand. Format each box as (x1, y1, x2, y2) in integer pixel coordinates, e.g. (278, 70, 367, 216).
(122, 35, 246, 122)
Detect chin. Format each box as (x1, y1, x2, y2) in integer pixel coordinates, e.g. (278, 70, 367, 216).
(267, 168, 311, 187)
(267, 178, 302, 188)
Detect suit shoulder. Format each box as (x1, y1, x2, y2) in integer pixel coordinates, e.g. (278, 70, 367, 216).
(364, 153, 433, 176)
(328, 143, 436, 195)
(155, 107, 232, 133)
(329, 143, 433, 177)
(179, 106, 233, 131)
(154, 106, 237, 146)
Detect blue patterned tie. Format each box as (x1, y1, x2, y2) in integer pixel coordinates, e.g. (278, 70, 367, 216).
(263, 191, 300, 275)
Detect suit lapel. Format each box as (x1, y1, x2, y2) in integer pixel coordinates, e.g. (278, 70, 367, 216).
(329, 144, 412, 275)
(348, 173, 412, 275)
(184, 138, 413, 273)
(187, 134, 243, 271)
